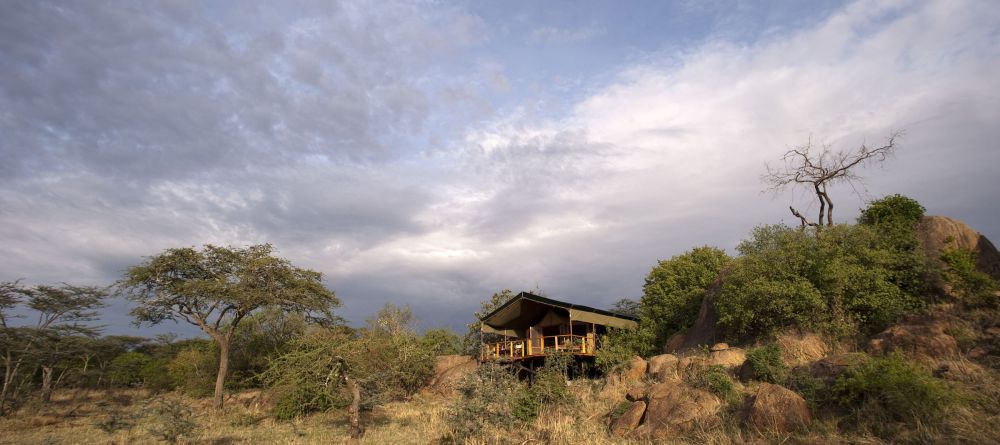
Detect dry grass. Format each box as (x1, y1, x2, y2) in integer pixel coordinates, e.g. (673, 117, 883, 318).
(4, 362, 1000, 445)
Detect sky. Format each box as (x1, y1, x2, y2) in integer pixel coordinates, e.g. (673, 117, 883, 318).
(2, 0, 999, 337)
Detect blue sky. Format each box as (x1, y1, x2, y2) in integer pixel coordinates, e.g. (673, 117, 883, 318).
(2, 0, 999, 337)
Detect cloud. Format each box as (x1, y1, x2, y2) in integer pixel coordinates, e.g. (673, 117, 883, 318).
(527, 25, 606, 45)
(1, 0, 999, 335)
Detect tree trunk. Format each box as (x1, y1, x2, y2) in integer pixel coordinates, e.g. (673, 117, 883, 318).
(212, 336, 230, 410)
(346, 374, 363, 439)
(40, 366, 53, 403)
(814, 183, 825, 227)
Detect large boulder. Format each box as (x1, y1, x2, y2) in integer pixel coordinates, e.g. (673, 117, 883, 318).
(918, 215, 1000, 280)
(424, 355, 477, 396)
(867, 318, 959, 362)
(709, 347, 746, 370)
(776, 331, 829, 367)
(745, 383, 811, 432)
(625, 385, 647, 402)
(632, 381, 722, 439)
(647, 354, 680, 381)
(609, 401, 647, 437)
(620, 356, 648, 383)
(807, 353, 867, 384)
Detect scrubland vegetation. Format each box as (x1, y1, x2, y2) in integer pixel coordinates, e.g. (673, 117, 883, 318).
(3, 193, 1000, 444)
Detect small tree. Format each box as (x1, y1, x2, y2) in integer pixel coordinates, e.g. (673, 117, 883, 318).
(764, 133, 900, 227)
(462, 289, 515, 355)
(0, 282, 107, 413)
(120, 244, 339, 409)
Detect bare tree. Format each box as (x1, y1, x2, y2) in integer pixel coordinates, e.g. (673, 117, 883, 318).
(764, 132, 900, 227)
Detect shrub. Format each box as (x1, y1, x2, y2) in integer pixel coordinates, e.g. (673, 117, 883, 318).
(941, 248, 999, 307)
(744, 345, 787, 384)
(858, 194, 926, 226)
(108, 352, 152, 387)
(640, 246, 731, 345)
(831, 353, 954, 422)
(420, 328, 463, 356)
(144, 398, 199, 444)
(716, 266, 825, 340)
(167, 346, 217, 397)
(445, 363, 532, 442)
(531, 351, 573, 406)
(715, 224, 922, 341)
(140, 358, 175, 393)
(691, 365, 739, 404)
(594, 326, 655, 374)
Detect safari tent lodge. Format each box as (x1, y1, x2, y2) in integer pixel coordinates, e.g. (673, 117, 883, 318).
(479, 292, 638, 362)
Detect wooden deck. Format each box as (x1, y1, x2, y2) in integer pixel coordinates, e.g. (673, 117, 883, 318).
(481, 334, 596, 361)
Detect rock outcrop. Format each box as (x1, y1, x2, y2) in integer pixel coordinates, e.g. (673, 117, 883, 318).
(647, 354, 679, 381)
(631, 381, 722, 439)
(776, 331, 829, 367)
(744, 383, 811, 432)
(708, 344, 746, 370)
(609, 401, 647, 437)
(807, 353, 866, 384)
(867, 317, 959, 362)
(918, 215, 1000, 280)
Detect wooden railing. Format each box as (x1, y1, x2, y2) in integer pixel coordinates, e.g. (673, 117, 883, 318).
(481, 334, 596, 361)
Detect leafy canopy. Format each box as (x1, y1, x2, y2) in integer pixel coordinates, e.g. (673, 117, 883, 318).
(640, 246, 730, 345)
(121, 244, 339, 336)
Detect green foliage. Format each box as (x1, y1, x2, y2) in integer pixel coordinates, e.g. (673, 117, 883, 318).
(120, 244, 340, 407)
(444, 363, 533, 442)
(166, 344, 217, 398)
(594, 326, 655, 374)
(858, 194, 928, 299)
(831, 353, 954, 423)
(531, 351, 573, 406)
(610, 298, 640, 318)
(744, 345, 787, 384)
(228, 308, 308, 388)
(859, 194, 926, 226)
(262, 304, 435, 420)
(463, 289, 515, 355)
(715, 224, 922, 341)
(419, 328, 463, 356)
(691, 365, 739, 404)
(641, 247, 731, 345)
(941, 248, 999, 307)
(140, 358, 175, 393)
(144, 398, 199, 444)
(107, 352, 153, 387)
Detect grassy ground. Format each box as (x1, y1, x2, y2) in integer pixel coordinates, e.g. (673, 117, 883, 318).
(3, 356, 999, 445)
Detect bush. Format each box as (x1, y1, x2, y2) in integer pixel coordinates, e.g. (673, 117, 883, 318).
(640, 246, 731, 345)
(167, 346, 217, 397)
(690, 365, 739, 404)
(941, 248, 999, 307)
(141, 358, 175, 393)
(107, 352, 152, 387)
(831, 353, 954, 423)
(419, 328, 463, 356)
(144, 398, 199, 444)
(445, 363, 533, 442)
(531, 351, 573, 406)
(744, 345, 787, 384)
(715, 224, 922, 341)
(859, 194, 926, 226)
(594, 326, 655, 374)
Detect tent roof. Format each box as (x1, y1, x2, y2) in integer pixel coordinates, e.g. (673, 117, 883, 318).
(480, 292, 638, 335)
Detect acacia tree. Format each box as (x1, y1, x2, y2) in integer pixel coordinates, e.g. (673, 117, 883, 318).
(0, 282, 107, 413)
(120, 244, 339, 409)
(764, 133, 900, 227)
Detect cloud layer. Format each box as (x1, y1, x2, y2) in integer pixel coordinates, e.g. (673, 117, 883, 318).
(2, 0, 998, 334)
